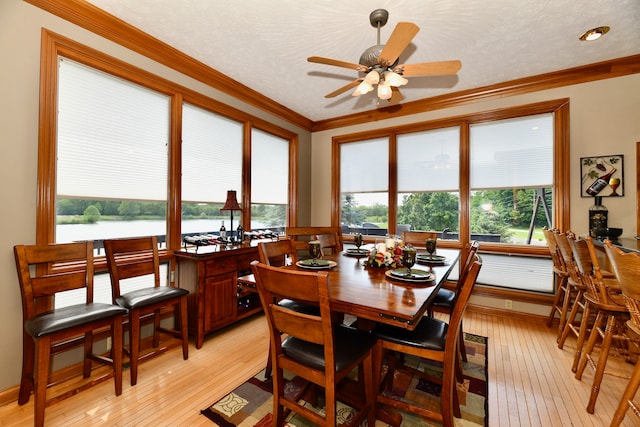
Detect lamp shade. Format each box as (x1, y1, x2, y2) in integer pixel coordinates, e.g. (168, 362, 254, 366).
(220, 190, 241, 211)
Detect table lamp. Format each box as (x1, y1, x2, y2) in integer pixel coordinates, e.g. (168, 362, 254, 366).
(220, 190, 242, 241)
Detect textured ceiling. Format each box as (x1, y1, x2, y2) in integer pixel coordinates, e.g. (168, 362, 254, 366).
(85, 0, 640, 122)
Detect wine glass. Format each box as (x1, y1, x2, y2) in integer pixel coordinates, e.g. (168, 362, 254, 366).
(425, 238, 437, 258)
(402, 245, 417, 277)
(609, 177, 621, 196)
(309, 240, 322, 265)
(353, 233, 363, 251)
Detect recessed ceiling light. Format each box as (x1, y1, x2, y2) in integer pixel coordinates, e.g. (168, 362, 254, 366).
(579, 26, 610, 42)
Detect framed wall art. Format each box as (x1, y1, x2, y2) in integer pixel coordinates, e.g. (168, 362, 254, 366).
(580, 154, 624, 197)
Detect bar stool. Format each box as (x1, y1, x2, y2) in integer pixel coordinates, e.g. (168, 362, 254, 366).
(542, 227, 570, 336)
(574, 237, 637, 413)
(605, 240, 640, 426)
(555, 231, 589, 349)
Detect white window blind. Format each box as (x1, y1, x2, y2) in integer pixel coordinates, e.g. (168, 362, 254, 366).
(251, 129, 289, 205)
(470, 113, 553, 189)
(341, 138, 389, 193)
(57, 58, 170, 201)
(182, 103, 243, 203)
(397, 127, 460, 192)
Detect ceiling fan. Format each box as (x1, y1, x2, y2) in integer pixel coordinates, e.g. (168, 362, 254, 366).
(308, 9, 461, 103)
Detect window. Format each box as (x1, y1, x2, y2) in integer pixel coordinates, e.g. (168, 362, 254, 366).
(397, 127, 460, 237)
(181, 103, 243, 235)
(334, 100, 569, 293)
(56, 58, 170, 246)
(470, 114, 554, 245)
(39, 32, 298, 306)
(251, 128, 289, 232)
(340, 138, 389, 235)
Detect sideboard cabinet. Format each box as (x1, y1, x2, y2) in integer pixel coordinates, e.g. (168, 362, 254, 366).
(174, 244, 261, 348)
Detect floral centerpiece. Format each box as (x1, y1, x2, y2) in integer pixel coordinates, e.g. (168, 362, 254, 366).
(364, 242, 403, 268)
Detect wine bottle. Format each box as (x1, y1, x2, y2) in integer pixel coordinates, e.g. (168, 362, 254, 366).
(585, 167, 617, 196)
(588, 196, 608, 238)
(219, 221, 226, 239)
(236, 224, 243, 242)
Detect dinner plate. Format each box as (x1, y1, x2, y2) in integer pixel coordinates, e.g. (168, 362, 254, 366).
(385, 268, 435, 283)
(296, 259, 337, 270)
(345, 248, 369, 257)
(416, 254, 447, 264)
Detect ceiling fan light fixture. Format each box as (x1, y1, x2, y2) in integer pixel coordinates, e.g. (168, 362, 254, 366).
(384, 71, 408, 87)
(579, 26, 610, 41)
(377, 81, 392, 100)
(363, 70, 380, 85)
(352, 81, 374, 96)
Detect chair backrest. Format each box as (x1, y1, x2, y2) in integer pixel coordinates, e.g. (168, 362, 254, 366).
(553, 230, 581, 286)
(401, 230, 438, 248)
(542, 227, 566, 273)
(14, 241, 95, 320)
(251, 260, 334, 370)
(286, 226, 343, 256)
(452, 241, 480, 297)
(257, 238, 298, 266)
(447, 253, 482, 352)
(104, 236, 160, 301)
(567, 234, 611, 304)
(605, 241, 640, 327)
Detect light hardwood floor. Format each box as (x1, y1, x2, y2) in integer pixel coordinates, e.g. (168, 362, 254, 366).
(1, 311, 639, 426)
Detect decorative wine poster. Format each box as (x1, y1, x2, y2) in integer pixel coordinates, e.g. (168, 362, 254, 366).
(580, 154, 624, 197)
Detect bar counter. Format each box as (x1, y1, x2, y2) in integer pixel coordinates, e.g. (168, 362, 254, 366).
(593, 237, 640, 253)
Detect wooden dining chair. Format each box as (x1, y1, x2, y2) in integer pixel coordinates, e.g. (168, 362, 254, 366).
(401, 230, 438, 248)
(574, 236, 636, 413)
(257, 239, 320, 379)
(14, 241, 127, 427)
(372, 253, 482, 427)
(542, 227, 570, 334)
(104, 236, 189, 386)
(251, 260, 377, 426)
(428, 241, 480, 365)
(605, 241, 640, 426)
(285, 226, 343, 257)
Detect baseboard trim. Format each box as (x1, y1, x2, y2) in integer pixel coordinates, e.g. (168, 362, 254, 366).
(467, 303, 548, 324)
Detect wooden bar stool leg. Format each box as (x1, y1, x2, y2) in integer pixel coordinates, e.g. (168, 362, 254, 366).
(179, 299, 189, 360)
(571, 302, 592, 373)
(558, 289, 583, 349)
(130, 311, 141, 386)
(611, 358, 640, 427)
(34, 337, 51, 427)
(575, 311, 605, 380)
(586, 313, 616, 414)
(555, 276, 570, 337)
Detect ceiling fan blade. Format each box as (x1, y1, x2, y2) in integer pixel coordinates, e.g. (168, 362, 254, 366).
(377, 22, 420, 67)
(394, 60, 462, 77)
(308, 56, 368, 72)
(325, 79, 362, 98)
(389, 87, 405, 103)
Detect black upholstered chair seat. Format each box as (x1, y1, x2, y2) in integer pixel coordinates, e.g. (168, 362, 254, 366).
(115, 286, 189, 310)
(431, 288, 456, 309)
(374, 316, 448, 351)
(25, 303, 127, 338)
(278, 298, 320, 315)
(282, 324, 377, 372)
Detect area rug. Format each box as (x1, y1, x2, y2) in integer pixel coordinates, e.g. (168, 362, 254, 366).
(201, 333, 487, 426)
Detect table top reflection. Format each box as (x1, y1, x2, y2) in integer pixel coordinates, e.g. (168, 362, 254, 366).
(292, 248, 460, 331)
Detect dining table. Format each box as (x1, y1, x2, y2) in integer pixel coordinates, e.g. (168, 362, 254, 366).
(282, 246, 461, 331)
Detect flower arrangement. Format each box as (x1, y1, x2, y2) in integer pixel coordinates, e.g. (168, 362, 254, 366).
(364, 242, 403, 268)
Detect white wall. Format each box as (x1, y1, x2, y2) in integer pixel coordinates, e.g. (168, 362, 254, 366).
(0, 1, 311, 391)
